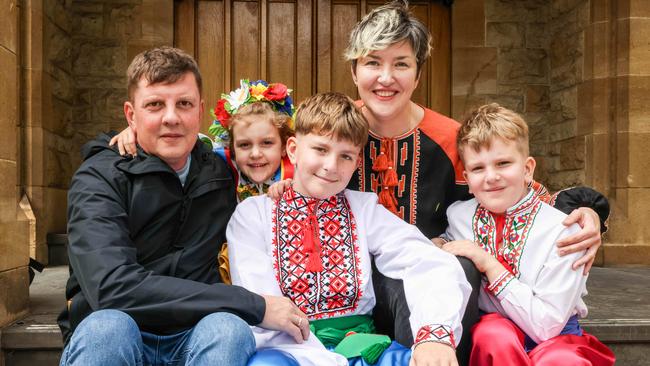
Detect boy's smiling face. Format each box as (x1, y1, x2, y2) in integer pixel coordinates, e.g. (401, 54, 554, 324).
(462, 137, 536, 214)
(286, 132, 361, 199)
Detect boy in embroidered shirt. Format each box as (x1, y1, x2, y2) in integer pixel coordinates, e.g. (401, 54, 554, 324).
(438, 103, 614, 366)
(228, 92, 471, 366)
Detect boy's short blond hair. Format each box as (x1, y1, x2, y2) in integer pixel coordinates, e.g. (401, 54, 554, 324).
(127, 46, 202, 100)
(458, 103, 530, 158)
(294, 92, 369, 148)
(228, 102, 294, 153)
(345, 0, 432, 75)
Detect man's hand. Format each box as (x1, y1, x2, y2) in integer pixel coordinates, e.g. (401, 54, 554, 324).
(109, 127, 138, 157)
(557, 207, 601, 274)
(260, 295, 310, 343)
(431, 237, 446, 248)
(409, 342, 458, 366)
(267, 179, 292, 200)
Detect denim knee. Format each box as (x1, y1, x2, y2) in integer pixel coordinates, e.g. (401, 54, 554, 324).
(61, 309, 142, 366)
(185, 312, 255, 365)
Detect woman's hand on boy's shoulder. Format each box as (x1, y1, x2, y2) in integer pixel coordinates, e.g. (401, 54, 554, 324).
(267, 179, 292, 200)
(557, 207, 601, 275)
(109, 126, 138, 157)
(410, 341, 458, 366)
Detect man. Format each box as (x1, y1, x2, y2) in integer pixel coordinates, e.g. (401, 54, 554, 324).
(58, 47, 310, 366)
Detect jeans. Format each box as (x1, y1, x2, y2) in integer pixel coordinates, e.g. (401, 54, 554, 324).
(60, 309, 255, 366)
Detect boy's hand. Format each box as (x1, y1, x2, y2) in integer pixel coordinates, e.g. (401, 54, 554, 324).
(431, 237, 446, 248)
(109, 127, 138, 157)
(410, 342, 458, 366)
(260, 294, 310, 343)
(442, 240, 503, 279)
(267, 179, 292, 200)
(557, 207, 601, 274)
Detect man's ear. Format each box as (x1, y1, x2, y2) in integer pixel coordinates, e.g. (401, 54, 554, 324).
(286, 136, 298, 165)
(199, 99, 205, 121)
(524, 156, 536, 185)
(124, 101, 136, 131)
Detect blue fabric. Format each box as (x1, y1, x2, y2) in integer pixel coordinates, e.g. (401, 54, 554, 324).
(524, 314, 583, 351)
(248, 349, 300, 366)
(60, 309, 255, 366)
(328, 340, 411, 366)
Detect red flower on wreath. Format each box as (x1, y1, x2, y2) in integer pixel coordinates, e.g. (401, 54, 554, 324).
(215, 99, 231, 127)
(263, 83, 288, 101)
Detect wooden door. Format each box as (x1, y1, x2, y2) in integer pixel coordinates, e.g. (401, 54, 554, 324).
(174, 0, 450, 132)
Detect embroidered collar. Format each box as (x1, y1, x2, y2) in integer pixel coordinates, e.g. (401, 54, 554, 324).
(282, 185, 341, 211)
(478, 188, 539, 217)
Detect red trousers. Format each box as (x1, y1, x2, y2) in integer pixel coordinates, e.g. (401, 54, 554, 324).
(470, 313, 615, 366)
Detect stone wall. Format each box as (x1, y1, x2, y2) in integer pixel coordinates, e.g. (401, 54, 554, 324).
(452, 0, 650, 265)
(1, 0, 30, 328)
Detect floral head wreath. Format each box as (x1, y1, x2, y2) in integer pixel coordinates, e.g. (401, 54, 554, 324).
(208, 79, 295, 146)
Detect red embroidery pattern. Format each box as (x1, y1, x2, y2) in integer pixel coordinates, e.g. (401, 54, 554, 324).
(415, 324, 456, 348)
(272, 189, 362, 319)
(487, 270, 515, 297)
(472, 191, 542, 277)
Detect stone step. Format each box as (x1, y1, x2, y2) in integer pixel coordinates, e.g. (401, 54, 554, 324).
(2, 266, 650, 365)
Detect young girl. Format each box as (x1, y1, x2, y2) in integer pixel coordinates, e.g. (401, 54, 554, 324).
(111, 78, 295, 202)
(110, 79, 296, 282)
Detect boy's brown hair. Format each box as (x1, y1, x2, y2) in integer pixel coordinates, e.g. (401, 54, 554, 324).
(228, 102, 294, 155)
(294, 92, 369, 148)
(127, 46, 202, 100)
(458, 103, 530, 159)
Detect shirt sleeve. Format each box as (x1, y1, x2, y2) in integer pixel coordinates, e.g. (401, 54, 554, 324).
(67, 159, 265, 331)
(488, 223, 587, 343)
(354, 193, 472, 349)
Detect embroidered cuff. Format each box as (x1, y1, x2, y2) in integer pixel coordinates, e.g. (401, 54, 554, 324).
(487, 270, 515, 297)
(414, 324, 456, 349)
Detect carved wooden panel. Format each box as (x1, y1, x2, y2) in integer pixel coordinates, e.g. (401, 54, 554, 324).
(174, 0, 450, 131)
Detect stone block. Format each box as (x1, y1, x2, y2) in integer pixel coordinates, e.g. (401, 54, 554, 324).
(44, 19, 73, 74)
(452, 95, 487, 122)
(73, 2, 104, 14)
(545, 169, 585, 192)
(548, 119, 578, 142)
(141, 0, 173, 44)
(526, 22, 547, 49)
(73, 41, 126, 77)
(105, 3, 140, 39)
(0, 221, 29, 272)
(452, 47, 497, 95)
(607, 188, 650, 246)
(591, 0, 610, 22)
(584, 21, 610, 80)
(559, 137, 585, 170)
(76, 11, 104, 38)
(49, 66, 74, 104)
(486, 22, 524, 48)
(43, 131, 75, 189)
(549, 86, 577, 124)
(627, 18, 650, 76)
(584, 133, 610, 193)
(44, 0, 72, 35)
(0, 160, 18, 223)
(525, 85, 550, 113)
(0, 266, 29, 328)
(550, 38, 584, 90)
(603, 244, 650, 266)
(489, 94, 524, 112)
(452, 0, 485, 47)
(0, 47, 17, 161)
(616, 132, 650, 188)
(485, 0, 548, 22)
(24, 126, 45, 187)
(616, 18, 631, 76)
(626, 75, 650, 133)
(498, 48, 548, 85)
(577, 78, 610, 136)
(0, 0, 18, 53)
(629, 0, 650, 17)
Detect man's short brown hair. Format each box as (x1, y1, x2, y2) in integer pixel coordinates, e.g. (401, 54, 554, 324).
(458, 103, 530, 159)
(294, 92, 368, 148)
(127, 46, 202, 100)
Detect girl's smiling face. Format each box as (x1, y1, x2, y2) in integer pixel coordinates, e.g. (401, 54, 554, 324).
(231, 116, 285, 184)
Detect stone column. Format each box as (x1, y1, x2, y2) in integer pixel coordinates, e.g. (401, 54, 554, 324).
(0, 0, 30, 328)
(598, 0, 650, 264)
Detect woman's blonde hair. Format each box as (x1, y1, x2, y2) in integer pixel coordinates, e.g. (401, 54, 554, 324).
(458, 103, 530, 158)
(345, 0, 432, 75)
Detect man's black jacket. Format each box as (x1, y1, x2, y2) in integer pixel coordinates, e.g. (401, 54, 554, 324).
(57, 133, 265, 343)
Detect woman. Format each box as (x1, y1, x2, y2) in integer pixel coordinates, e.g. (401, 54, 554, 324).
(343, 1, 606, 365)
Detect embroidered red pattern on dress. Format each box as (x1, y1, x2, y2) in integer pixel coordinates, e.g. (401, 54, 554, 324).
(272, 189, 362, 319)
